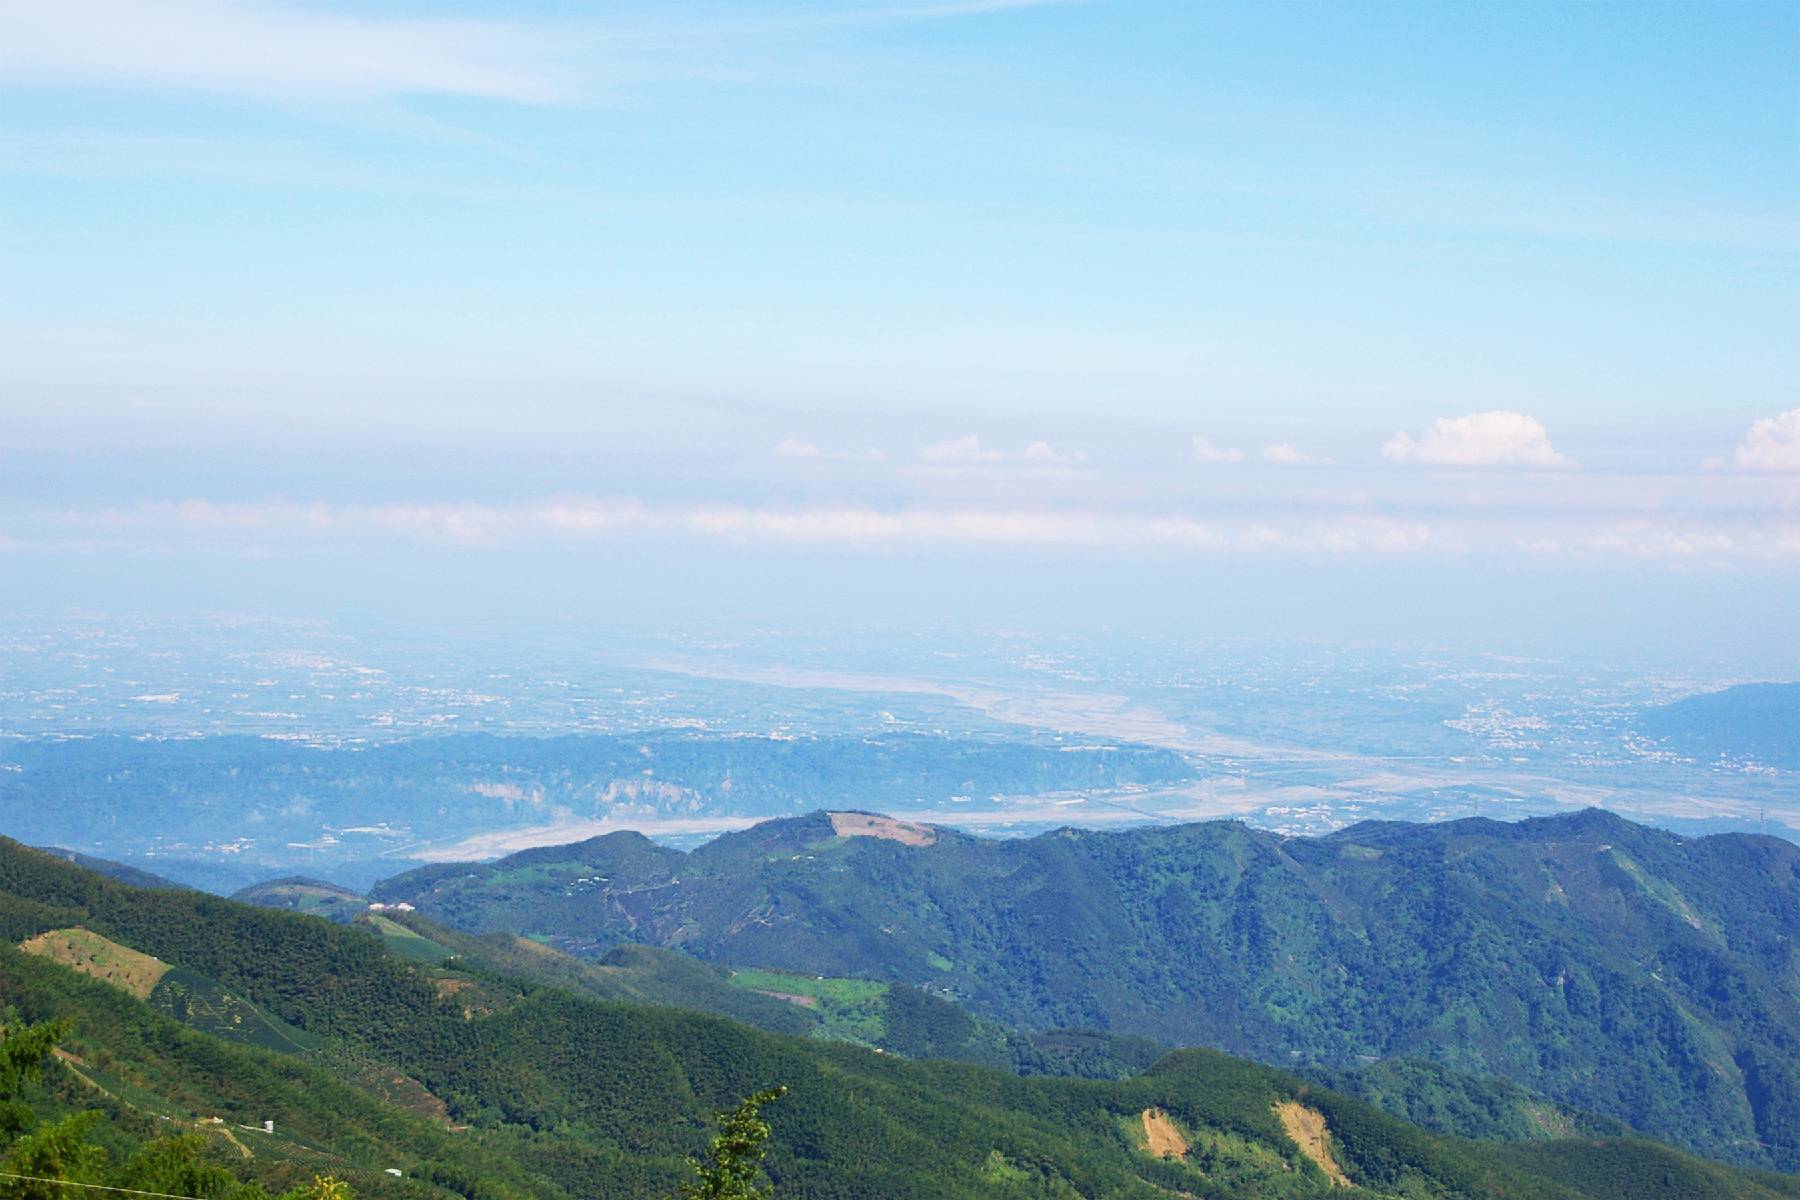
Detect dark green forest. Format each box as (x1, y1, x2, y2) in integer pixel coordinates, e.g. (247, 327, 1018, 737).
(4, 838, 1795, 1199)
(373, 807, 1800, 1170)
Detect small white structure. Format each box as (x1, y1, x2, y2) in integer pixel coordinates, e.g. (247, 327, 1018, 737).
(261, 1120, 275, 1133)
(384, 1170, 403, 1178)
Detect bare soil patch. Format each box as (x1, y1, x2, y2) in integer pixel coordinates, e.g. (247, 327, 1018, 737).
(1273, 1101, 1350, 1186)
(752, 990, 819, 1008)
(1140, 1108, 1189, 1160)
(827, 812, 937, 846)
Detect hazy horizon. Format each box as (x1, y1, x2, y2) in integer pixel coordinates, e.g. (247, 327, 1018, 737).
(4, 0, 1796, 665)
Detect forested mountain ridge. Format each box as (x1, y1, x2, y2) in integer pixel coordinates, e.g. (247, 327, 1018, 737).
(37, 847, 189, 890)
(379, 910, 1177, 1078)
(1637, 682, 1800, 770)
(233, 876, 1614, 1133)
(5, 837, 1796, 1199)
(373, 807, 1800, 1170)
(231, 877, 370, 923)
(0, 732, 1196, 890)
(221, 860, 1170, 1076)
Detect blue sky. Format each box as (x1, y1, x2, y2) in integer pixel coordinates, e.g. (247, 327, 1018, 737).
(1, 0, 1796, 665)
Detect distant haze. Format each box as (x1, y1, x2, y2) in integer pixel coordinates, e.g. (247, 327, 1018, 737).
(1, 0, 1794, 666)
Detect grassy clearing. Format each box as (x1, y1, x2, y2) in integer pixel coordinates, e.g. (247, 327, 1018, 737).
(727, 968, 889, 1043)
(20, 927, 170, 998)
(361, 914, 454, 964)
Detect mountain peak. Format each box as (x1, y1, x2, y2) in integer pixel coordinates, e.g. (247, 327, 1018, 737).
(496, 828, 672, 869)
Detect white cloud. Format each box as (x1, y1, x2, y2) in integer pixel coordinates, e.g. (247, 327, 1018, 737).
(675, 506, 1426, 552)
(1720, 408, 1800, 472)
(1191, 436, 1244, 464)
(33, 479, 1800, 565)
(686, 507, 907, 541)
(771, 439, 821, 458)
(1382, 410, 1574, 468)
(531, 498, 649, 533)
(0, 0, 587, 106)
(1517, 520, 1800, 563)
(1262, 443, 1331, 466)
(151, 498, 525, 545)
(1021, 440, 1084, 465)
(0, 0, 1072, 113)
(919, 436, 1081, 466)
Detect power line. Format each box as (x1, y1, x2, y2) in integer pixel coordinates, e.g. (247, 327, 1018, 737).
(0, 1172, 211, 1200)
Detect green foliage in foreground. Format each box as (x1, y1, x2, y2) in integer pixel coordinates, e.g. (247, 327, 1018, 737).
(677, 1087, 784, 1200)
(2, 838, 1797, 1200)
(1, 1013, 351, 1200)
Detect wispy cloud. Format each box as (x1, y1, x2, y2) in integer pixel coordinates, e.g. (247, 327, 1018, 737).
(1383, 411, 1575, 469)
(918, 435, 1083, 466)
(30, 493, 1800, 564)
(1261, 443, 1332, 466)
(0, 0, 1074, 113)
(0, 0, 590, 106)
(1191, 436, 1244, 465)
(822, 0, 1080, 21)
(42, 496, 1426, 555)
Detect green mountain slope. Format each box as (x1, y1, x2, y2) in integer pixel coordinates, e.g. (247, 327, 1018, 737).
(372, 807, 1800, 1170)
(231, 878, 369, 924)
(1637, 682, 1800, 770)
(1305, 1057, 1630, 1143)
(5, 837, 1793, 1199)
(0, 952, 554, 1200)
(370, 910, 1164, 1077)
(372, 916, 819, 1036)
(37, 847, 189, 891)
